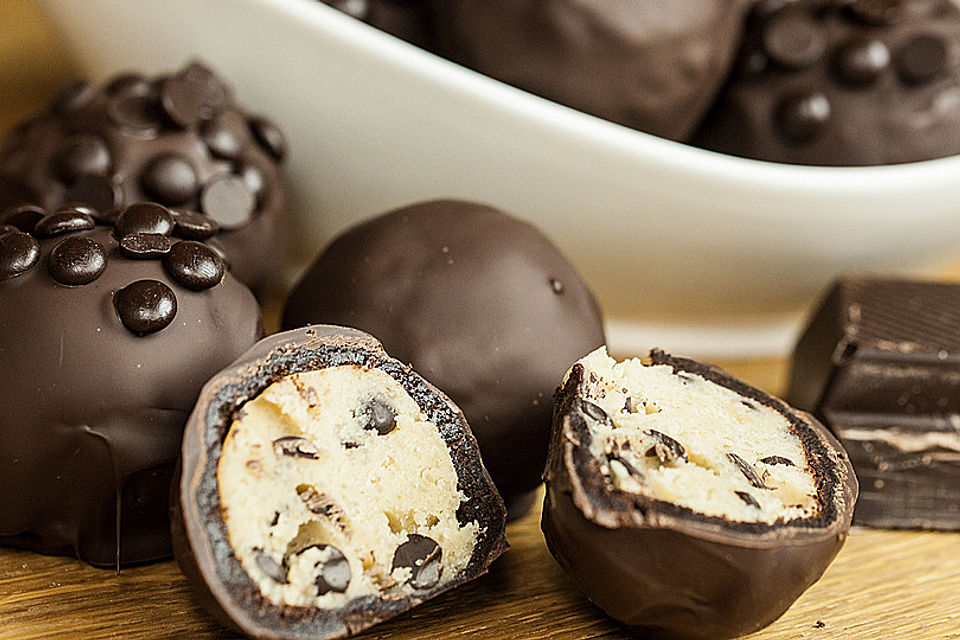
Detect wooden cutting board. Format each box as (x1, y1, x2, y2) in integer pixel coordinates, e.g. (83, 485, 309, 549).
(2, 3, 960, 638)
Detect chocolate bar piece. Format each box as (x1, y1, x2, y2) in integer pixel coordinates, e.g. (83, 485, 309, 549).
(542, 348, 856, 640)
(789, 276, 960, 530)
(173, 325, 507, 640)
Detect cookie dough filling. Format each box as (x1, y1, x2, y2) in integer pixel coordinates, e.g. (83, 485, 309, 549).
(576, 348, 819, 524)
(217, 364, 479, 607)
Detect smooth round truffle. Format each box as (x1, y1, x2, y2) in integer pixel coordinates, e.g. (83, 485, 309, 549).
(282, 200, 605, 516)
(693, 0, 960, 165)
(542, 349, 858, 640)
(0, 221, 262, 567)
(426, 0, 751, 141)
(172, 325, 507, 639)
(0, 61, 287, 294)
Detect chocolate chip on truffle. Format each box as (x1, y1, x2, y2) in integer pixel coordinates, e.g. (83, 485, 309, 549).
(119, 233, 173, 259)
(104, 73, 151, 96)
(834, 37, 890, 86)
(273, 436, 320, 460)
(63, 175, 123, 215)
(248, 116, 286, 161)
(170, 208, 218, 240)
(895, 33, 947, 85)
(164, 240, 225, 290)
(114, 203, 175, 238)
(53, 133, 112, 183)
(292, 544, 352, 595)
(114, 279, 178, 335)
(49, 80, 96, 114)
(140, 153, 199, 206)
(357, 397, 397, 435)
(762, 9, 827, 69)
(846, 0, 903, 26)
(200, 113, 246, 160)
(161, 73, 216, 129)
(47, 236, 107, 285)
(106, 86, 164, 135)
(200, 174, 255, 230)
(775, 91, 831, 143)
(1, 204, 45, 232)
(392, 534, 442, 590)
(33, 210, 96, 237)
(0, 231, 40, 280)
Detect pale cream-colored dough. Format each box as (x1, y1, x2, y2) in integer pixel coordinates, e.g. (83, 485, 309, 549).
(577, 348, 819, 524)
(217, 364, 479, 607)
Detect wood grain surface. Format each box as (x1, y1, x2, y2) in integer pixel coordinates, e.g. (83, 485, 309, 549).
(2, 2, 960, 639)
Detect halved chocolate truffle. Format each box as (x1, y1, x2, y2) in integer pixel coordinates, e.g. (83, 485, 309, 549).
(0, 61, 287, 294)
(0, 203, 262, 567)
(281, 200, 605, 517)
(542, 348, 857, 640)
(173, 325, 507, 640)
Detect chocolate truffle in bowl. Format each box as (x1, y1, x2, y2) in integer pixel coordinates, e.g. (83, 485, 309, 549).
(694, 0, 960, 165)
(427, 0, 752, 141)
(282, 200, 605, 517)
(542, 348, 857, 639)
(0, 61, 287, 294)
(0, 202, 262, 567)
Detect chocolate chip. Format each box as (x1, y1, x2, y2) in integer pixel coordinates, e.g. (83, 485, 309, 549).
(253, 548, 288, 584)
(740, 400, 758, 410)
(170, 209, 218, 240)
(391, 534, 442, 590)
(846, 0, 903, 26)
(49, 80, 96, 114)
(236, 162, 267, 203)
(580, 399, 614, 426)
(0, 231, 40, 280)
(834, 37, 890, 86)
(114, 279, 178, 335)
(1, 204, 45, 232)
(106, 86, 164, 135)
(297, 484, 335, 515)
(119, 233, 173, 259)
(735, 490, 761, 509)
(201, 113, 246, 160)
(163, 240, 225, 290)
(249, 116, 286, 161)
(623, 397, 635, 413)
(161, 74, 214, 128)
(33, 210, 96, 237)
(63, 175, 123, 214)
(104, 73, 150, 96)
(761, 9, 826, 70)
(775, 91, 831, 144)
(728, 453, 768, 489)
(760, 455, 795, 467)
(269, 512, 280, 527)
(52, 134, 112, 183)
(895, 34, 947, 85)
(644, 430, 688, 464)
(140, 153, 200, 206)
(273, 436, 320, 459)
(200, 174, 255, 230)
(608, 452, 644, 480)
(114, 203, 175, 238)
(47, 236, 107, 285)
(293, 544, 351, 595)
(357, 398, 397, 435)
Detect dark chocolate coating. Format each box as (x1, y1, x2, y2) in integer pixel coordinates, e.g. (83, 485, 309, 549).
(542, 350, 857, 640)
(172, 325, 508, 640)
(0, 62, 287, 294)
(281, 200, 605, 515)
(0, 224, 261, 567)
(789, 276, 960, 529)
(427, 0, 751, 141)
(694, 0, 960, 165)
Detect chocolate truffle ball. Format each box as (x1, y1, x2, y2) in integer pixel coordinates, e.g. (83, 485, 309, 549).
(0, 61, 287, 294)
(282, 200, 605, 516)
(426, 0, 752, 141)
(321, 0, 434, 49)
(0, 203, 262, 567)
(173, 325, 507, 640)
(693, 0, 960, 165)
(542, 348, 857, 640)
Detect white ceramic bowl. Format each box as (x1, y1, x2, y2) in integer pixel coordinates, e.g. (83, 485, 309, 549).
(35, 0, 960, 356)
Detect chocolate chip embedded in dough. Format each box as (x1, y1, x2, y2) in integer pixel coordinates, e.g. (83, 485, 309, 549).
(254, 548, 288, 584)
(292, 544, 352, 595)
(735, 491, 762, 509)
(760, 456, 795, 467)
(580, 399, 613, 426)
(391, 534, 442, 590)
(728, 452, 768, 489)
(644, 430, 688, 464)
(296, 484, 336, 516)
(356, 397, 397, 435)
(272, 436, 320, 460)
